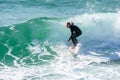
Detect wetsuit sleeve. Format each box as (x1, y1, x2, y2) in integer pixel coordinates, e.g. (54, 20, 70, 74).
(68, 35, 71, 41)
(68, 29, 76, 41)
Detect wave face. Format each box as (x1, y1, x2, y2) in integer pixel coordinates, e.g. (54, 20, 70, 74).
(0, 0, 120, 80)
(0, 13, 120, 80)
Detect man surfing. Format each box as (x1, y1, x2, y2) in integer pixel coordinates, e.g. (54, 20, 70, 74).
(66, 22, 82, 48)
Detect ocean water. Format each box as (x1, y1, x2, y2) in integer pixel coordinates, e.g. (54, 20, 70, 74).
(0, 0, 120, 80)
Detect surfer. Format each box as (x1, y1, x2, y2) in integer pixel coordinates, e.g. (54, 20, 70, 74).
(66, 22, 82, 48)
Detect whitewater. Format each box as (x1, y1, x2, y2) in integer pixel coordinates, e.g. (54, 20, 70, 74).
(0, 0, 120, 80)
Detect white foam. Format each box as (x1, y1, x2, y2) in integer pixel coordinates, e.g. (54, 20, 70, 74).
(114, 12, 120, 40)
(0, 42, 120, 80)
(64, 13, 120, 43)
(9, 26, 15, 30)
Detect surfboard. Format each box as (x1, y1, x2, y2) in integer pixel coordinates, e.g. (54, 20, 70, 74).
(69, 43, 80, 55)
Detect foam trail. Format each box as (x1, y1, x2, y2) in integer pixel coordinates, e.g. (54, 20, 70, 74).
(0, 42, 120, 80)
(5, 44, 20, 67)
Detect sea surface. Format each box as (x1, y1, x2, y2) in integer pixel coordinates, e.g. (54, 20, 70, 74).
(0, 0, 120, 80)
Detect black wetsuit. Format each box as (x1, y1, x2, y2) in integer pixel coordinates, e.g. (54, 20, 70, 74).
(68, 25, 82, 46)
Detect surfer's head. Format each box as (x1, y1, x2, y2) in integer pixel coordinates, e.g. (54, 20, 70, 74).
(66, 22, 71, 28)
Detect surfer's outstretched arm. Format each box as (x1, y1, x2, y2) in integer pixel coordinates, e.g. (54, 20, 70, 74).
(68, 32, 76, 41)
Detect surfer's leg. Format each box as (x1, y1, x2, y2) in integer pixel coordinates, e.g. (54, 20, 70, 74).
(71, 37, 77, 46)
(74, 38, 78, 45)
(75, 38, 78, 43)
(71, 36, 76, 46)
(74, 34, 79, 45)
(75, 38, 77, 41)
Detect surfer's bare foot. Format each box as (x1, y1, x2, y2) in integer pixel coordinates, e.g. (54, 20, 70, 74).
(72, 46, 75, 49)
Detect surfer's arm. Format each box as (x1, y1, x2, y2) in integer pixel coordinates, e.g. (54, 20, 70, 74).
(68, 35, 72, 41)
(68, 31, 76, 41)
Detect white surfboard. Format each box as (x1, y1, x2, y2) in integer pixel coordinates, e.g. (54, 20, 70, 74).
(69, 43, 80, 55)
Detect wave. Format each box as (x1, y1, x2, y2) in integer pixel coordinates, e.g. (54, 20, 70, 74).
(0, 12, 120, 67)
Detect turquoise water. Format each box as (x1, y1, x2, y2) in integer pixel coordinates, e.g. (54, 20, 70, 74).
(0, 0, 120, 80)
